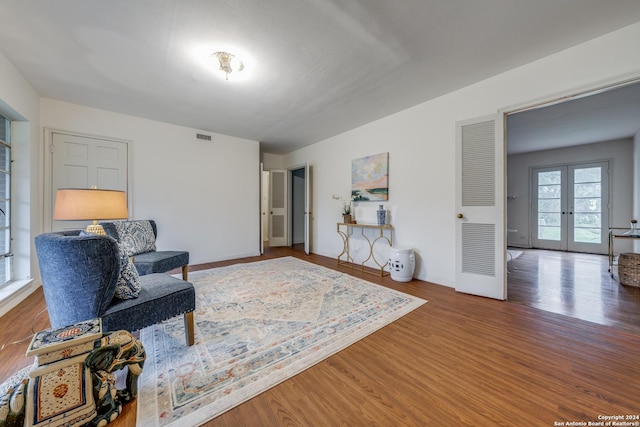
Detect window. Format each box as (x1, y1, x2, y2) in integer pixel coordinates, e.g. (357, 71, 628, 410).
(0, 114, 11, 285)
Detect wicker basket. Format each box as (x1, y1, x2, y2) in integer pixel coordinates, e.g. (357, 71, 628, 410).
(618, 253, 640, 287)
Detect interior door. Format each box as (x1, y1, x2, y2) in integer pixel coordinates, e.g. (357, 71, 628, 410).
(455, 114, 506, 300)
(304, 163, 311, 255)
(51, 132, 128, 231)
(269, 169, 287, 247)
(532, 162, 609, 254)
(260, 163, 266, 254)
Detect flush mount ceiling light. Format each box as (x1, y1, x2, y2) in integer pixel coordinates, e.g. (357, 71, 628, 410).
(212, 51, 244, 80)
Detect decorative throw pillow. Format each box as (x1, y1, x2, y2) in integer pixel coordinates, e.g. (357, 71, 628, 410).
(114, 245, 141, 300)
(113, 220, 156, 256)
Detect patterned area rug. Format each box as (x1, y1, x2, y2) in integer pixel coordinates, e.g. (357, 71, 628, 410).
(136, 257, 426, 427)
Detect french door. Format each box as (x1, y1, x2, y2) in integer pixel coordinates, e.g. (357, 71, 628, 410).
(531, 162, 609, 254)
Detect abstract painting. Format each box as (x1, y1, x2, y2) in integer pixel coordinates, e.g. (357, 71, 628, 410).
(351, 152, 389, 201)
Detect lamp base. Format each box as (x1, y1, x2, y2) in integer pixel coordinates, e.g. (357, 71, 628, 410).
(85, 221, 106, 235)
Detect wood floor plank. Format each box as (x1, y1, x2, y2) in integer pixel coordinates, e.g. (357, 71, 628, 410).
(1, 247, 639, 426)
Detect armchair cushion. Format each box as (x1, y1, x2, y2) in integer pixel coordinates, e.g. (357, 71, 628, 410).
(132, 251, 190, 276)
(102, 273, 194, 332)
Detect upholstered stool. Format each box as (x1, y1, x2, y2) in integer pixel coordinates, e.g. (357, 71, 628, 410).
(0, 319, 146, 427)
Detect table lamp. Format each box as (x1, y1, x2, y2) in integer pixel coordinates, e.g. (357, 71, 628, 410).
(53, 188, 129, 235)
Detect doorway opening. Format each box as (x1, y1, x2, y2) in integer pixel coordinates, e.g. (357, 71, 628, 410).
(505, 79, 640, 321)
(290, 167, 306, 252)
(261, 165, 310, 254)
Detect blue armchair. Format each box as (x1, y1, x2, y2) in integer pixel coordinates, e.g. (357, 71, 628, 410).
(34, 231, 195, 345)
(101, 220, 190, 280)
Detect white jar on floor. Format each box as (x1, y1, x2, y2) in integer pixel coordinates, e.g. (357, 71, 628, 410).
(388, 247, 415, 282)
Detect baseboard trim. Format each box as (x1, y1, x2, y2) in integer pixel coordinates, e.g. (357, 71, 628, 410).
(0, 278, 39, 318)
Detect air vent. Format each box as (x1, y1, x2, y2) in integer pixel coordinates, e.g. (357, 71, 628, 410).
(196, 133, 212, 142)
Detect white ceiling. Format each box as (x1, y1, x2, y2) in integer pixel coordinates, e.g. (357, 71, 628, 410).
(1, 1, 640, 154)
(507, 81, 640, 155)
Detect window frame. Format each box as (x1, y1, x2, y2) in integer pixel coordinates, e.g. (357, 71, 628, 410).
(0, 113, 11, 286)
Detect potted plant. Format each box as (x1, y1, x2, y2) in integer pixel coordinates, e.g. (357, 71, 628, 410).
(342, 204, 353, 224)
(333, 194, 356, 223)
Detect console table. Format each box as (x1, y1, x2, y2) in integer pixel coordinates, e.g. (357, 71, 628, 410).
(337, 222, 393, 276)
(608, 227, 640, 277)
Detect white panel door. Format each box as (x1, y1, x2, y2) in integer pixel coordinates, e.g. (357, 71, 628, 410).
(260, 163, 267, 254)
(269, 169, 287, 247)
(51, 132, 128, 231)
(305, 163, 311, 255)
(455, 114, 506, 300)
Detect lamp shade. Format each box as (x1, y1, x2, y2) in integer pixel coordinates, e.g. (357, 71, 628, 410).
(53, 188, 129, 221)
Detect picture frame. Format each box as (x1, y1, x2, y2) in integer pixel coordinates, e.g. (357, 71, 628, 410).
(351, 152, 389, 201)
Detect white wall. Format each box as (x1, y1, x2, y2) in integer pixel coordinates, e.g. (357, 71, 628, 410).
(261, 152, 284, 170)
(0, 50, 41, 317)
(283, 22, 640, 287)
(40, 99, 261, 265)
(506, 139, 634, 252)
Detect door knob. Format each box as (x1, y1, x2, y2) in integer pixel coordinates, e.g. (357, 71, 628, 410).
(457, 213, 464, 219)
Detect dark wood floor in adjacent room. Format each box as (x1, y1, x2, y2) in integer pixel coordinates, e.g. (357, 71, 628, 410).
(507, 248, 640, 334)
(1, 246, 639, 426)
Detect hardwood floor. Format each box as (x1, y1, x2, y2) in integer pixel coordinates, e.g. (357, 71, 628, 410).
(507, 248, 640, 334)
(1, 247, 639, 426)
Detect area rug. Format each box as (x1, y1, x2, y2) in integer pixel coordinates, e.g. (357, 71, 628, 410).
(136, 256, 426, 427)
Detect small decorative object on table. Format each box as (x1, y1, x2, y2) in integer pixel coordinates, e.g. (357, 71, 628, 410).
(623, 219, 640, 236)
(377, 205, 387, 225)
(334, 194, 357, 223)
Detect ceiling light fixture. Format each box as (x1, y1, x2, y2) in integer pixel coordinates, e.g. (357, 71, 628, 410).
(212, 51, 244, 80)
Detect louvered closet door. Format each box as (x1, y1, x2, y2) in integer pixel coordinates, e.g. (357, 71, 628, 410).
(455, 115, 506, 300)
(269, 170, 287, 247)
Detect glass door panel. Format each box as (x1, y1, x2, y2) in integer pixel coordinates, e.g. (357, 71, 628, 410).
(569, 164, 608, 253)
(532, 167, 566, 250)
(537, 170, 563, 242)
(532, 162, 608, 254)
